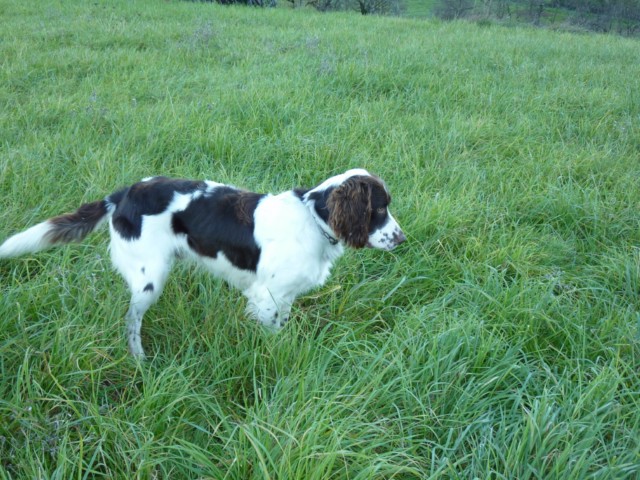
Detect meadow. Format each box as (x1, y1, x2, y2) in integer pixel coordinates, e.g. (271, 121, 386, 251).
(1, 0, 639, 478)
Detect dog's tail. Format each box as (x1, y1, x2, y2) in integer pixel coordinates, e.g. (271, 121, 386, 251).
(0, 199, 113, 259)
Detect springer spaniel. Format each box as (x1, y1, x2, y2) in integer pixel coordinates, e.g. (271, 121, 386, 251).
(0, 169, 405, 358)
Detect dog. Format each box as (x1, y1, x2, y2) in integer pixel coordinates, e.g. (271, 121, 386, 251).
(0, 169, 405, 358)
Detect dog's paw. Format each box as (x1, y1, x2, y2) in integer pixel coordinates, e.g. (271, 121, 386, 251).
(245, 293, 292, 330)
(270, 311, 289, 329)
(259, 309, 288, 330)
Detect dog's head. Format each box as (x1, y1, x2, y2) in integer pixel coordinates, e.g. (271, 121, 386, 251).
(307, 169, 405, 250)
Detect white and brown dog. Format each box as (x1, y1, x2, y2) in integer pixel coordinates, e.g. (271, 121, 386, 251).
(0, 169, 405, 358)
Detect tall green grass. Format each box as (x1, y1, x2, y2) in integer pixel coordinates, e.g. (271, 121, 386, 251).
(1, 0, 639, 478)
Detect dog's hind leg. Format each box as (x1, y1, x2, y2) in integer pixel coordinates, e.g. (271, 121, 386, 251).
(126, 301, 149, 359)
(122, 262, 172, 359)
(110, 232, 174, 358)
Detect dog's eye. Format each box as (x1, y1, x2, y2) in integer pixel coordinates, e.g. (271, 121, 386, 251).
(376, 207, 386, 215)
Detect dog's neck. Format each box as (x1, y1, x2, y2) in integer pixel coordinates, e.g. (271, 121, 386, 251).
(295, 188, 340, 246)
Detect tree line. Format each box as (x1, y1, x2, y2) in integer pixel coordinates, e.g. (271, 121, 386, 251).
(434, 0, 640, 35)
(190, 0, 402, 14)
(187, 0, 640, 36)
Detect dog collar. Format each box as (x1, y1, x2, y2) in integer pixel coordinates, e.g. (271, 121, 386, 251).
(320, 228, 339, 246)
(299, 190, 340, 246)
(312, 216, 339, 245)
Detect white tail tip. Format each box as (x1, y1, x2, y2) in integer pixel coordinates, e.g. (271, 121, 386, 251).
(0, 221, 55, 259)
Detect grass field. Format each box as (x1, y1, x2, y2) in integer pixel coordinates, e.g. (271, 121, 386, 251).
(1, 0, 639, 478)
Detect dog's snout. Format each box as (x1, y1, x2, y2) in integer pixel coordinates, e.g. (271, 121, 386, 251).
(393, 230, 406, 245)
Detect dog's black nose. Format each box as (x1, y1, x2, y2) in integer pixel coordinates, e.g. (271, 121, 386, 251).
(393, 230, 406, 245)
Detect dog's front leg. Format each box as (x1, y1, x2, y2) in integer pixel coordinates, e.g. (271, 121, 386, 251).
(243, 286, 293, 329)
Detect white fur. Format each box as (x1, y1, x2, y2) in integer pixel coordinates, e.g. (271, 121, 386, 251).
(0, 221, 54, 258)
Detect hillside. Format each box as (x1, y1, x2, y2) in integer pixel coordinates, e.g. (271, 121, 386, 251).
(1, 0, 639, 478)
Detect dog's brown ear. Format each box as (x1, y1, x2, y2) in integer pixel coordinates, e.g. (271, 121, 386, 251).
(327, 176, 372, 248)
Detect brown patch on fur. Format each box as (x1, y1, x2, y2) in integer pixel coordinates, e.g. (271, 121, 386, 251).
(327, 176, 382, 248)
(47, 200, 108, 244)
(234, 191, 263, 225)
